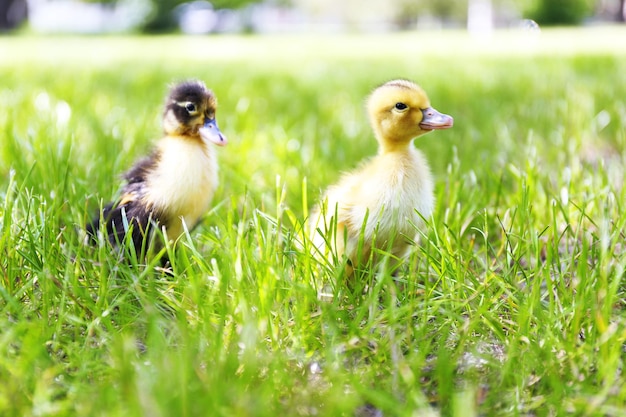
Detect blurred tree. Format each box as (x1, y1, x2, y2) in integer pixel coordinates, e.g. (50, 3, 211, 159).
(141, 0, 260, 32)
(209, 0, 261, 8)
(142, 0, 185, 32)
(530, 0, 594, 25)
(90, 0, 261, 32)
(393, 0, 468, 28)
(393, 0, 537, 28)
(82, 0, 183, 32)
(0, 0, 27, 31)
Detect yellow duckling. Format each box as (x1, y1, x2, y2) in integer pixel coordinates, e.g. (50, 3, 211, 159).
(86, 80, 227, 251)
(309, 79, 453, 271)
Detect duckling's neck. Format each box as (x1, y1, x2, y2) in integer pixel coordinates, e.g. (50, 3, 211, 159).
(164, 129, 204, 146)
(377, 137, 414, 155)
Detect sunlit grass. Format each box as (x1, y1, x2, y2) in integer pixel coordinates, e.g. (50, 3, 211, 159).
(1, 28, 626, 416)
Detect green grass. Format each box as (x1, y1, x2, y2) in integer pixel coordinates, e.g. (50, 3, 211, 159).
(1, 28, 626, 416)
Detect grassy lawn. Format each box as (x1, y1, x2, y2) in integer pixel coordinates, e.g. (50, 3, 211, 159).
(1, 27, 626, 416)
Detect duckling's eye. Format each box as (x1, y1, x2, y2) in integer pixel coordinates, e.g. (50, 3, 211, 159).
(394, 103, 408, 111)
(185, 103, 197, 113)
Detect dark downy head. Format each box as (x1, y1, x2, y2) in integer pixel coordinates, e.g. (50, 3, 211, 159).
(163, 80, 227, 146)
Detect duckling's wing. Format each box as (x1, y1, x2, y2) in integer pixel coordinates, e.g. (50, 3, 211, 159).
(108, 195, 152, 248)
(124, 153, 159, 184)
(86, 191, 160, 252)
(87, 151, 164, 248)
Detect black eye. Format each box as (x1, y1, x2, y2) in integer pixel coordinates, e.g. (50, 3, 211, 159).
(185, 103, 196, 112)
(395, 102, 408, 110)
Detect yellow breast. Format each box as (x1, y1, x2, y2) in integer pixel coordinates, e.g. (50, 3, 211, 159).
(144, 136, 218, 239)
(347, 150, 431, 230)
(313, 148, 433, 262)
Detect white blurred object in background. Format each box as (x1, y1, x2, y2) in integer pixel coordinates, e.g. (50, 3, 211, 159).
(467, 0, 493, 36)
(27, 0, 151, 33)
(175, 1, 217, 34)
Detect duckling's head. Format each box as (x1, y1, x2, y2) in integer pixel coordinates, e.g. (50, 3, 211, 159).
(367, 79, 452, 150)
(163, 80, 227, 146)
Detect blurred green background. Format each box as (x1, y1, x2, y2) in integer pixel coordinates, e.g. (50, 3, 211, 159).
(1, 0, 624, 34)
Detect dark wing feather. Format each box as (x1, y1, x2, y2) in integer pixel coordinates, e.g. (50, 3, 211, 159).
(86, 150, 164, 252)
(124, 153, 158, 184)
(86, 195, 159, 251)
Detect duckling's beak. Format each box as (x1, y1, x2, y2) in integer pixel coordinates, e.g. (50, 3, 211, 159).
(419, 107, 454, 131)
(199, 117, 227, 146)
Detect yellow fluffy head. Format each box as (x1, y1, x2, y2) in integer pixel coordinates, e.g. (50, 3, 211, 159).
(367, 79, 452, 148)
